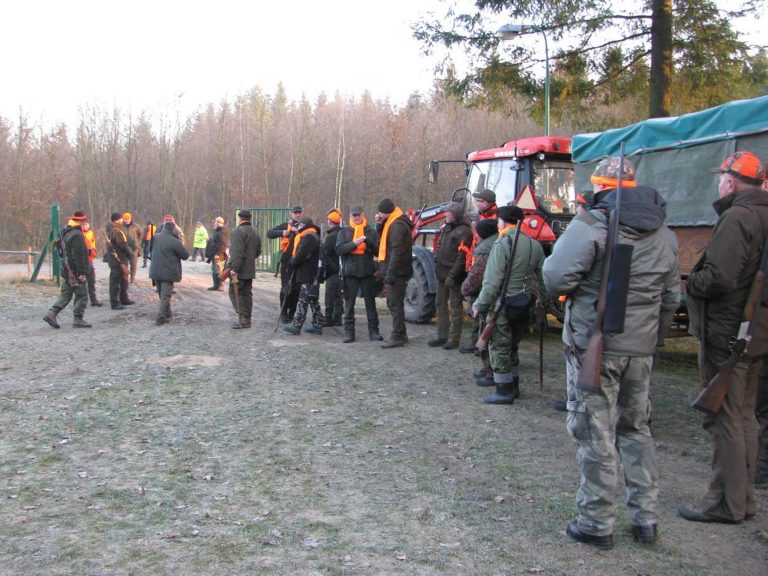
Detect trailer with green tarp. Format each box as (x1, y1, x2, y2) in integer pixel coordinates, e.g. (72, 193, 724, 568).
(571, 95, 768, 275)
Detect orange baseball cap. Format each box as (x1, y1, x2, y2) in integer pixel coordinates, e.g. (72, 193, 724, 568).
(123, 212, 132, 220)
(715, 151, 766, 185)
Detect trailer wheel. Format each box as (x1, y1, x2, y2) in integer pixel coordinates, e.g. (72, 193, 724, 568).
(404, 256, 435, 323)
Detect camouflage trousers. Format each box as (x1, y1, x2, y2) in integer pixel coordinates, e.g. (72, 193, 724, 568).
(565, 350, 658, 535)
(488, 314, 527, 375)
(293, 282, 324, 329)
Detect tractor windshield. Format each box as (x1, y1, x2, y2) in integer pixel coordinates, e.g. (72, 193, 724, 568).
(466, 159, 520, 207)
(533, 160, 575, 215)
(466, 158, 575, 212)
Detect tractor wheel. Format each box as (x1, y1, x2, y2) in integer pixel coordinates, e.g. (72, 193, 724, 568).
(404, 256, 435, 323)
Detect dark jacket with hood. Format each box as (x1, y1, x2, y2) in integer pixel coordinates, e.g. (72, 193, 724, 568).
(149, 222, 190, 282)
(687, 187, 768, 358)
(435, 216, 473, 283)
(543, 185, 680, 355)
(290, 225, 321, 284)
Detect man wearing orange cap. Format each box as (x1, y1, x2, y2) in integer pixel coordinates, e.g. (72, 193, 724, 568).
(322, 208, 344, 327)
(680, 150, 768, 525)
(122, 212, 142, 283)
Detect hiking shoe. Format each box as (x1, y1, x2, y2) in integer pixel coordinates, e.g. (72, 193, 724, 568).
(428, 338, 447, 347)
(43, 312, 60, 329)
(282, 325, 301, 336)
(73, 317, 92, 328)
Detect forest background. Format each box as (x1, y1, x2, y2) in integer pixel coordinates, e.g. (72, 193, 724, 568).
(1, 0, 767, 252)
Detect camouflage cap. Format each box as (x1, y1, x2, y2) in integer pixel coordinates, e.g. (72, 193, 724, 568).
(592, 156, 635, 181)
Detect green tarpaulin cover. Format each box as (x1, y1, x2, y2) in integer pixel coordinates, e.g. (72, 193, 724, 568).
(572, 96, 768, 226)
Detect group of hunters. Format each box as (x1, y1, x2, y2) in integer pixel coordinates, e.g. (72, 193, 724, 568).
(42, 149, 768, 550)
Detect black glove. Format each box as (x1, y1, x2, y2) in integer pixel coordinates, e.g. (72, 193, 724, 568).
(205, 258, 211, 264)
(444, 276, 456, 289)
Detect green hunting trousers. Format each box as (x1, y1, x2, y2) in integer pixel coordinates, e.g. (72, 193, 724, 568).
(155, 281, 174, 321)
(696, 343, 759, 522)
(565, 351, 658, 536)
(51, 278, 88, 319)
(436, 281, 465, 345)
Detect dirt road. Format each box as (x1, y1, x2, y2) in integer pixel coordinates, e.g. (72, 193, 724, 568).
(1, 260, 766, 575)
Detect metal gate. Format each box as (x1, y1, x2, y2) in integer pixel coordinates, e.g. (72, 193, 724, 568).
(234, 207, 289, 272)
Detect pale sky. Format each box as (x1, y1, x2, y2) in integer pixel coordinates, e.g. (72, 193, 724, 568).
(3, 0, 446, 128)
(4, 1, 765, 130)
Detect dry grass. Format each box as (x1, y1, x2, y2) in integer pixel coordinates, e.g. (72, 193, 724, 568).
(0, 265, 766, 575)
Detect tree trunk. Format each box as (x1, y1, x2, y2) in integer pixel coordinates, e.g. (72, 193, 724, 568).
(649, 0, 673, 118)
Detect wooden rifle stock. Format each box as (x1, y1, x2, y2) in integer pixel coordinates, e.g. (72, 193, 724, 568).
(577, 142, 629, 393)
(692, 268, 766, 414)
(102, 231, 129, 281)
(691, 342, 744, 415)
(475, 223, 523, 351)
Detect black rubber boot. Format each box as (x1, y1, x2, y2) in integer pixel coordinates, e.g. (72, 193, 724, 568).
(483, 376, 518, 404)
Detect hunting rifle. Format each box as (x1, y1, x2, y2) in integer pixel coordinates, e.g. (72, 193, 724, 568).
(475, 222, 522, 351)
(274, 270, 296, 332)
(53, 231, 80, 287)
(577, 142, 634, 393)
(692, 232, 768, 415)
(102, 230, 130, 281)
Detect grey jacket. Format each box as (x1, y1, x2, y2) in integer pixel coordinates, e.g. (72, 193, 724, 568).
(149, 224, 190, 282)
(543, 185, 680, 355)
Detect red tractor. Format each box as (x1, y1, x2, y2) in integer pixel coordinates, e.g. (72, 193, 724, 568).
(404, 136, 575, 323)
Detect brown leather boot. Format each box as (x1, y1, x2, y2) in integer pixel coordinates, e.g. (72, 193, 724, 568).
(231, 315, 251, 329)
(73, 317, 92, 328)
(43, 310, 60, 329)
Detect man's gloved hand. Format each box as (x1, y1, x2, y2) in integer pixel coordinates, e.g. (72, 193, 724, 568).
(444, 276, 455, 289)
(373, 270, 384, 282)
(384, 273, 394, 285)
(205, 258, 211, 264)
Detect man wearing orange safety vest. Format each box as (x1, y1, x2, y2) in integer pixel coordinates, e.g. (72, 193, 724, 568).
(267, 206, 304, 323)
(81, 220, 102, 307)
